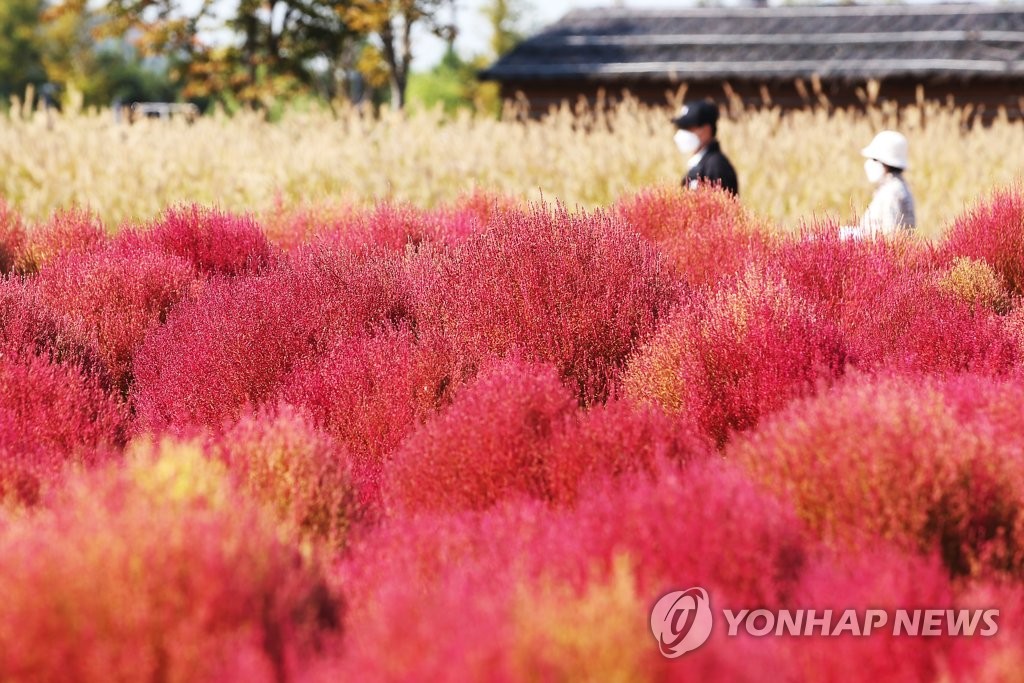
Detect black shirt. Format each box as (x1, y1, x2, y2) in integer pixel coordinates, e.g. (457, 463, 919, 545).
(683, 140, 739, 196)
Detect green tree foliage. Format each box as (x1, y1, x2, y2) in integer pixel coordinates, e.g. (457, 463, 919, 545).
(0, 0, 47, 100)
(482, 0, 526, 58)
(407, 49, 499, 115)
(47, 0, 457, 111)
(48, 0, 357, 108)
(345, 0, 455, 109)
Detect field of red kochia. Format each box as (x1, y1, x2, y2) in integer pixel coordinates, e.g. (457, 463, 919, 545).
(3, 185, 1024, 681)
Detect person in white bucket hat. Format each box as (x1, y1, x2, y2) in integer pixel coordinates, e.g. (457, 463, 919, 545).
(840, 130, 916, 240)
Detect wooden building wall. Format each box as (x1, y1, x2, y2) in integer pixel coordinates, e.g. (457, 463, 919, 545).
(498, 77, 1024, 123)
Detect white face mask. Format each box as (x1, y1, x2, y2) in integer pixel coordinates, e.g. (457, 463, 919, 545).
(674, 129, 701, 156)
(864, 158, 887, 185)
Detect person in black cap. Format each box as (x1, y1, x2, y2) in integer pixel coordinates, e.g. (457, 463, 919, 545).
(671, 100, 739, 196)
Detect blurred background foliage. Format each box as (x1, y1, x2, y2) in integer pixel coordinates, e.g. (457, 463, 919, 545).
(0, 0, 526, 113)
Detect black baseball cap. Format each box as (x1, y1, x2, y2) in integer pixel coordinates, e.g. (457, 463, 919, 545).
(672, 100, 720, 129)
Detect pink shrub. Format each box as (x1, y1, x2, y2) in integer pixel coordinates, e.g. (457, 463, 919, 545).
(211, 404, 356, 550)
(614, 185, 775, 287)
(333, 459, 806, 680)
(281, 326, 457, 503)
(33, 242, 197, 394)
(285, 240, 414, 338)
(732, 372, 1024, 578)
(940, 184, 1024, 296)
(624, 268, 848, 446)
(273, 192, 512, 255)
(840, 264, 1017, 375)
(430, 190, 517, 245)
(133, 245, 411, 432)
(118, 204, 275, 276)
(259, 198, 355, 252)
(0, 198, 26, 275)
(0, 446, 339, 683)
(775, 547, 968, 683)
(773, 223, 934, 318)
(411, 203, 679, 403)
(383, 357, 713, 513)
(320, 202, 442, 251)
(269, 202, 437, 254)
(0, 351, 125, 505)
(544, 398, 712, 504)
(20, 207, 106, 273)
(774, 228, 1018, 375)
(131, 274, 305, 431)
(0, 278, 104, 375)
(384, 359, 578, 513)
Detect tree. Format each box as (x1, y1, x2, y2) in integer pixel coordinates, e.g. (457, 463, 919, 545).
(482, 0, 526, 58)
(46, 0, 357, 107)
(0, 0, 47, 101)
(345, 0, 454, 109)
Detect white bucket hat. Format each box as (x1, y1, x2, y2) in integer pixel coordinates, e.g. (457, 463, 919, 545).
(861, 130, 910, 170)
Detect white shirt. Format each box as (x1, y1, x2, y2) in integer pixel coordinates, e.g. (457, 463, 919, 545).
(841, 174, 916, 240)
(858, 174, 916, 236)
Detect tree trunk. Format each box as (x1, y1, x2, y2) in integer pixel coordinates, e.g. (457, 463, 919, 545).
(390, 73, 406, 110)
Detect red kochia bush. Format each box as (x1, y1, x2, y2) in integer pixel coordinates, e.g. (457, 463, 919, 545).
(133, 245, 411, 432)
(0, 198, 26, 275)
(774, 228, 1018, 375)
(0, 351, 125, 505)
(732, 372, 1024, 578)
(0, 447, 338, 683)
(940, 184, 1024, 296)
(385, 359, 713, 514)
(281, 326, 456, 502)
(384, 359, 578, 514)
(776, 547, 968, 683)
(333, 460, 806, 681)
(284, 239, 414, 338)
(211, 404, 356, 550)
(614, 185, 774, 288)
(544, 398, 712, 504)
(19, 207, 106, 272)
(411, 203, 679, 403)
(270, 192, 512, 254)
(118, 204, 275, 276)
(132, 274, 303, 432)
(33, 242, 197, 394)
(624, 268, 848, 446)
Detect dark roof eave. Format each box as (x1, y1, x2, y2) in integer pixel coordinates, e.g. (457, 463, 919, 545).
(483, 61, 1024, 83)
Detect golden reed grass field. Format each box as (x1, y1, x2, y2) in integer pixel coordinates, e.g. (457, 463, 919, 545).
(1, 96, 1022, 238)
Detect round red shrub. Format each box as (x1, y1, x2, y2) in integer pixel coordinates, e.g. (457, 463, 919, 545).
(411, 202, 680, 404)
(614, 185, 775, 287)
(384, 359, 578, 514)
(0, 445, 339, 683)
(211, 404, 357, 551)
(119, 204, 275, 276)
(731, 372, 1024, 578)
(20, 207, 106, 273)
(33, 242, 197, 394)
(773, 228, 1018, 375)
(281, 326, 457, 503)
(624, 268, 848, 446)
(0, 351, 125, 505)
(544, 398, 712, 504)
(940, 184, 1024, 296)
(133, 245, 412, 432)
(775, 547, 967, 683)
(332, 459, 806, 680)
